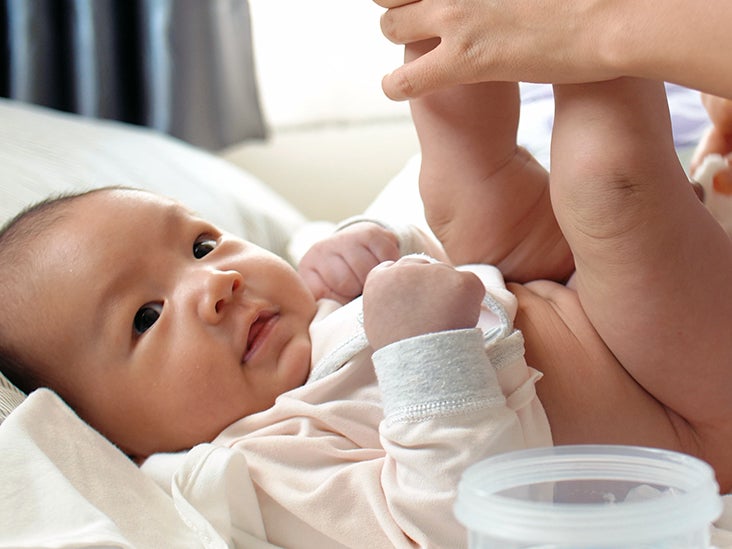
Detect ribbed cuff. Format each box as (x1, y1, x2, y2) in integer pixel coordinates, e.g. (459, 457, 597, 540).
(372, 328, 504, 423)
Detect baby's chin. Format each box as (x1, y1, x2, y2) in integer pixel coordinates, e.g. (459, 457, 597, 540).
(277, 333, 313, 392)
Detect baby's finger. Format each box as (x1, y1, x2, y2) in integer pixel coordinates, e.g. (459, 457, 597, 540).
(368, 260, 396, 274)
(393, 254, 433, 266)
(341, 246, 391, 285)
(315, 258, 367, 301)
(299, 268, 332, 302)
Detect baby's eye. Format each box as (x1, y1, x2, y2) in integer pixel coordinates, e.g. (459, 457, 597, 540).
(193, 236, 217, 259)
(133, 303, 162, 335)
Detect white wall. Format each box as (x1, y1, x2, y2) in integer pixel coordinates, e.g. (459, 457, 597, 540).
(233, 4, 709, 223)
(248, 0, 410, 130)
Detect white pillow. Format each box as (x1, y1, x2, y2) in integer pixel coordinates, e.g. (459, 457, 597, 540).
(0, 98, 306, 255)
(0, 98, 308, 420)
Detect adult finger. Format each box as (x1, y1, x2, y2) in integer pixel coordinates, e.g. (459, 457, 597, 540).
(713, 163, 732, 196)
(379, 3, 434, 45)
(702, 94, 732, 129)
(381, 47, 457, 100)
(373, 0, 421, 9)
(690, 126, 728, 174)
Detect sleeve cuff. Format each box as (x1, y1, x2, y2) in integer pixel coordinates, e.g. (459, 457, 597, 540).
(372, 328, 505, 423)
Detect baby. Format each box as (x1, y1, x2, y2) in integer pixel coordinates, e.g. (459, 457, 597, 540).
(1, 185, 546, 547)
(1, 71, 731, 548)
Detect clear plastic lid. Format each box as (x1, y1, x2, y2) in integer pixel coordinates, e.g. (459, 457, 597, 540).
(454, 445, 722, 546)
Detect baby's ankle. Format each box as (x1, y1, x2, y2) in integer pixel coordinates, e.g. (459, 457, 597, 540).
(419, 148, 550, 267)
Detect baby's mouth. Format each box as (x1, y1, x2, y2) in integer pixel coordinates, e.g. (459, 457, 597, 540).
(243, 311, 277, 363)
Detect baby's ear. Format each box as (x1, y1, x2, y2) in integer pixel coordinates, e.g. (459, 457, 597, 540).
(692, 153, 732, 237)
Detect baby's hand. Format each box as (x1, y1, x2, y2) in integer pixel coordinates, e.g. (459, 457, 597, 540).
(298, 222, 400, 304)
(362, 256, 485, 350)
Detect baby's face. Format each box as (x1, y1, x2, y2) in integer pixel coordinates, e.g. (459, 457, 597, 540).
(28, 189, 316, 458)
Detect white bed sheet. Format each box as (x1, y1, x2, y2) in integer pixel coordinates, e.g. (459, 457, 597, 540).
(2, 390, 731, 548)
(0, 390, 282, 548)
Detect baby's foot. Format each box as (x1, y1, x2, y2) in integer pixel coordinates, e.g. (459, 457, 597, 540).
(420, 146, 567, 281)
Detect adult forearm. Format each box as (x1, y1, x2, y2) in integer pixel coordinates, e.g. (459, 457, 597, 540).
(599, 0, 732, 97)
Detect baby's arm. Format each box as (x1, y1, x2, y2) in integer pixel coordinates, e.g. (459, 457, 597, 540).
(298, 222, 400, 303)
(362, 256, 484, 349)
(362, 258, 537, 546)
(298, 216, 452, 303)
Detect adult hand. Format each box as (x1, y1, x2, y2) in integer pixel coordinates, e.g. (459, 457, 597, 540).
(690, 94, 732, 174)
(375, 0, 615, 100)
(375, 0, 732, 101)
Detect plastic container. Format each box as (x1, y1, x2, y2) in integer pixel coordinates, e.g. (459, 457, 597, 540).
(454, 445, 722, 548)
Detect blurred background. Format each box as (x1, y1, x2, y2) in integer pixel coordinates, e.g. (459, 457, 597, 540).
(1, 0, 707, 222)
(226, 0, 420, 222)
(0, 0, 419, 221)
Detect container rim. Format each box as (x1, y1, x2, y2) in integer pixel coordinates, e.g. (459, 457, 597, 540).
(454, 445, 722, 544)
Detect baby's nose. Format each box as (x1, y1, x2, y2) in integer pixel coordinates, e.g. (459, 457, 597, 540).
(198, 269, 243, 324)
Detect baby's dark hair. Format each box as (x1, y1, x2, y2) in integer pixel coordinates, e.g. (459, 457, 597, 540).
(0, 186, 133, 394)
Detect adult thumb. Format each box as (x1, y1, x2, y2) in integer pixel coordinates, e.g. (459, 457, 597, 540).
(381, 50, 448, 101)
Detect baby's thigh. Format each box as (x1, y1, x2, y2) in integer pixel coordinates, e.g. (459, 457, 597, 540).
(508, 281, 692, 452)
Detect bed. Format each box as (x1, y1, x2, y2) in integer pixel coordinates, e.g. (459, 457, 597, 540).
(1, 86, 731, 546)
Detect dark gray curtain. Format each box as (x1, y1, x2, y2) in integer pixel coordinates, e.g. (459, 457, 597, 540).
(1, 0, 266, 150)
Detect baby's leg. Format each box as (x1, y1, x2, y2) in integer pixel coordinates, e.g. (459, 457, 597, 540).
(408, 40, 572, 282)
(551, 78, 732, 478)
